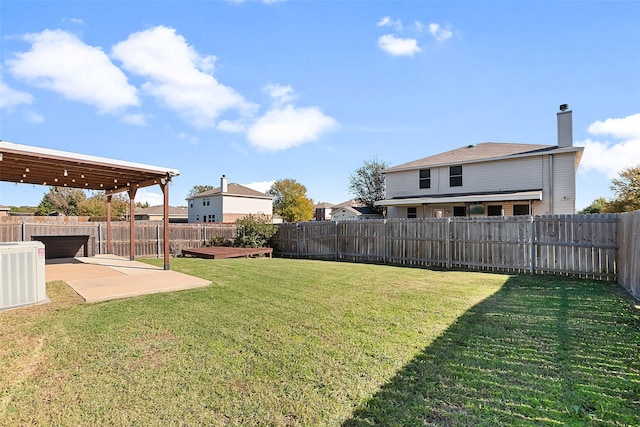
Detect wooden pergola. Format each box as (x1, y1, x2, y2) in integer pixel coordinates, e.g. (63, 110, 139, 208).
(0, 140, 179, 270)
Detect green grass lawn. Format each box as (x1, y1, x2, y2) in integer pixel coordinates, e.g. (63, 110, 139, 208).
(1, 258, 638, 426)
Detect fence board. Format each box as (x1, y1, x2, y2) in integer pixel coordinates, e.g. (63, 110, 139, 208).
(269, 214, 623, 281)
(618, 211, 640, 298)
(1, 221, 238, 259)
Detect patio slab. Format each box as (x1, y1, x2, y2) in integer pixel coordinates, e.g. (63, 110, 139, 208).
(46, 255, 211, 303)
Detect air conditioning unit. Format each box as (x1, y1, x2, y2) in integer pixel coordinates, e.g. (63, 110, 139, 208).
(0, 241, 48, 310)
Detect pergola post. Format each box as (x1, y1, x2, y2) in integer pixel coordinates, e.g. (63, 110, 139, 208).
(106, 195, 112, 254)
(160, 177, 171, 270)
(128, 187, 137, 261)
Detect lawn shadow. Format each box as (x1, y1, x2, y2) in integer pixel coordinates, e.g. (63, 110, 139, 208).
(343, 275, 640, 426)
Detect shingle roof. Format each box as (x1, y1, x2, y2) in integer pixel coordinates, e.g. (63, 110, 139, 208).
(187, 183, 272, 200)
(135, 205, 188, 216)
(383, 142, 574, 172)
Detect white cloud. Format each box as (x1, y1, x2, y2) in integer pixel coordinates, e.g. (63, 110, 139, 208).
(377, 16, 403, 32)
(121, 113, 147, 126)
(587, 114, 640, 140)
(111, 25, 257, 128)
(243, 180, 274, 194)
(6, 29, 138, 113)
(24, 110, 44, 124)
(218, 119, 247, 133)
(428, 23, 453, 42)
(135, 188, 164, 206)
(0, 77, 33, 110)
(577, 113, 640, 178)
(378, 34, 421, 57)
(264, 83, 296, 106)
(247, 104, 338, 151)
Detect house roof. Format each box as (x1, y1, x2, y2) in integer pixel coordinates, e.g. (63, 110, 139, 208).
(314, 202, 335, 209)
(333, 205, 382, 216)
(135, 205, 188, 216)
(383, 142, 584, 173)
(187, 183, 272, 200)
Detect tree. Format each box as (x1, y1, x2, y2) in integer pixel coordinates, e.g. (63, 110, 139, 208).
(348, 157, 388, 213)
(37, 187, 86, 216)
(268, 179, 315, 222)
(234, 214, 278, 248)
(188, 185, 214, 197)
(607, 165, 640, 213)
(578, 197, 608, 214)
(79, 192, 129, 219)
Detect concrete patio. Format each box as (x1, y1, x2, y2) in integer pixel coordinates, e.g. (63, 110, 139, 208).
(45, 254, 211, 303)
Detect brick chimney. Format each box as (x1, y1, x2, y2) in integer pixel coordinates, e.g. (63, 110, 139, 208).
(220, 175, 228, 193)
(557, 104, 573, 147)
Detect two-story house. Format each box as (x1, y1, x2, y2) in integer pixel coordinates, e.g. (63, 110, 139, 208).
(375, 105, 584, 218)
(187, 175, 273, 223)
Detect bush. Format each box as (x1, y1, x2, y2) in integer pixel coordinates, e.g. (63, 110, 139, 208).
(207, 235, 233, 247)
(234, 215, 278, 248)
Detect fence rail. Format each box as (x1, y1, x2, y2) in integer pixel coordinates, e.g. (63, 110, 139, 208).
(270, 214, 621, 282)
(0, 221, 237, 258)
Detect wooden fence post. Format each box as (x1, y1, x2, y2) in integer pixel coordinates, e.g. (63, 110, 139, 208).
(156, 223, 161, 258)
(296, 223, 300, 258)
(98, 224, 102, 254)
(383, 219, 387, 264)
(446, 218, 452, 270)
(334, 221, 338, 261)
(530, 215, 536, 275)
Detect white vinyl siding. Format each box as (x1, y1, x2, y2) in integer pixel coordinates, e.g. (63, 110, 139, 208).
(550, 153, 577, 213)
(222, 195, 272, 218)
(188, 194, 272, 223)
(385, 156, 544, 199)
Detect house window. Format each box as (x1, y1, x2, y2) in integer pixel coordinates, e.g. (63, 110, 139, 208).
(453, 206, 466, 217)
(207, 200, 210, 206)
(202, 199, 206, 206)
(450, 165, 462, 187)
(190, 202, 193, 208)
(407, 207, 417, 218)
(487, 205, 503, 216)
(419, 169, 431, 189)
(513, 204, 530, 216)
(196, 215, 200, 221)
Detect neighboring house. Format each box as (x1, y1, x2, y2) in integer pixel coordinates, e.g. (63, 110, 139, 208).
(313, 202, 335, 221)
(312, 200, 361, 221)
(186, 175, 273, 223)
(134, 205, 188, 223)
(376, 105, 584, 218)
(331, 206, 383, 221)
(0, 205, 9, 217)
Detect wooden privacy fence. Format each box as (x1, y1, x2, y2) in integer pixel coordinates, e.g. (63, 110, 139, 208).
(0, 221, 237, 258)
(270, 214, 622, 282)
(618, 211, 640, 298)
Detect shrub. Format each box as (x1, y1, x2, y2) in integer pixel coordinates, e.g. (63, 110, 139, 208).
(234, 215, 278, 248)
(207, 235, 233, 247)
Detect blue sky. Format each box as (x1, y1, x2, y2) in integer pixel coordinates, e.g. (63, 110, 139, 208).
(1, 0, 639, 210)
